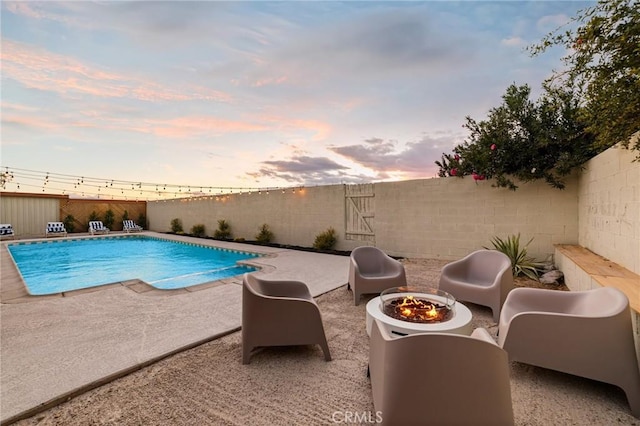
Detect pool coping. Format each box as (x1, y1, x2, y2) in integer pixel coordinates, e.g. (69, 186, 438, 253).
(0, 231, 279, 303)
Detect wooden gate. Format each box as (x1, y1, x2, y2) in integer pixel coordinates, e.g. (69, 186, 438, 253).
(345, 184, 375, 243)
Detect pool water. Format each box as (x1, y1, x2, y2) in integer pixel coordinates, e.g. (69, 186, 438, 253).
(7, 236, 260, 295)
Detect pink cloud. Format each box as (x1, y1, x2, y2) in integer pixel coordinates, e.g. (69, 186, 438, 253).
(261, 115, 332, 141)
(148, 116, 270, 138)
(1, 40, 232, 103)
(1, 114, 60, 131)
(251, 75, 289, 87)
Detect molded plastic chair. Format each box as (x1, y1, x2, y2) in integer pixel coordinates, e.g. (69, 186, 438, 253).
(0, 224, 15, 239)
(369, 319, 514, 426)
(498, 286, 640, 418)
(123, 220, 143, 233)
(45, 222, 67, 237)
(242, 273, 331, 364)
(438, 249, 513, 322)
(88, 221, 110, 235)
(348, 246, 407, 306)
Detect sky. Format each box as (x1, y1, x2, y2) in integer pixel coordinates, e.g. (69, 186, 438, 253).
(0, 1, 593, 199)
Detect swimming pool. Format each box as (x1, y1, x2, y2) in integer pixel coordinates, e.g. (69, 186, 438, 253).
(7, 235, 260, 295)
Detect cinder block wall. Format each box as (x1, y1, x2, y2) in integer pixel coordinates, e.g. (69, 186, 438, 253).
(148, 175, 580, 261)
(375, 175, 579, 260)
(148, 186, 348, 250)
(578, 144, 640, 274)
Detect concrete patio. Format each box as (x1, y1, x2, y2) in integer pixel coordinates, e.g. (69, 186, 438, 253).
(0, 233, 350, 424)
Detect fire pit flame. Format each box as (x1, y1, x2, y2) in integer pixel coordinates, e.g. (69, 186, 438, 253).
(384, 294, 452, 323)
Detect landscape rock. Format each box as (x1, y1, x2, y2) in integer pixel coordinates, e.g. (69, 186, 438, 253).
(540, 270, 564, 285)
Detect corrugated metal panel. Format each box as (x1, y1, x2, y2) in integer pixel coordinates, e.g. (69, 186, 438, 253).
(0, 196, 60, 237)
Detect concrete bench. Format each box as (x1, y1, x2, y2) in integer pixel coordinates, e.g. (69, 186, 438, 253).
(555, 244, 639, 313)
(555, 244, 639, 353)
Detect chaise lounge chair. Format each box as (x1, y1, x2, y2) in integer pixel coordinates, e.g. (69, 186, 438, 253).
(45, 222, 67, 237)
(88, 221, 110, 235)
(123, 220, 143, 233)
(0, 224, 15, 239)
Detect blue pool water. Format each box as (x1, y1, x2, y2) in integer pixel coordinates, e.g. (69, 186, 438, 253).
(7, 236, 260, 295)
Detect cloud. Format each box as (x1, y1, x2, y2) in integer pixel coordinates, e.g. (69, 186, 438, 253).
(537, 14, 571, 33)
(245, 132, 460, 186)
(246, 155, 365, 185)
(0, 40, 231, 103)
(501, 36, 526, 47)
(148, 116, 269, 138)
(330, 134, 458, 178)
(271, 7, 473, 83)
(3, 2, 84, 26)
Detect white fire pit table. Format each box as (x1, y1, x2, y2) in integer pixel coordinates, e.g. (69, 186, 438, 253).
(365, 287, 473, 338)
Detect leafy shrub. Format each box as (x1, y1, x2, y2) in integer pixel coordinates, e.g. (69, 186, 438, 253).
(170, 218, 183, 233)
(138, 213, 147, 229)
(485, 233, 542, 280)
(103, 209, 115, 229)
(213, 219, 232, 239)
(255, 223, 274, 244)
(122, 210, 129, 221)
(88, 211, 101, 222)
(63, 214, 75, 233)
(313, 227, 337, 251)
(191, 224, 206, 237)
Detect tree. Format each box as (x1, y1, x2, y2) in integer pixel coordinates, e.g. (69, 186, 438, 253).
(529, 0, 640, 155)
(436, 84, 597, 190)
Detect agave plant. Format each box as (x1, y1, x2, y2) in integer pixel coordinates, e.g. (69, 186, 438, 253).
(485, 233, 543, 280)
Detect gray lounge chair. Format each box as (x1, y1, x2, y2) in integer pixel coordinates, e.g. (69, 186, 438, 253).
(438, 249, 513, 322)
(498, 286, 640, 418)
(369, 319, 514, 425)
(348, 246, 407, 306)
(242, 273, 331, 364)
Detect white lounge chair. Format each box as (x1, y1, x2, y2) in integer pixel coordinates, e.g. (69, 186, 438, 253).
(88, 221, 110, 235)
(123, 220, 143, 233)
(46, 222, 67, 237)
(0, 224, 15, 239)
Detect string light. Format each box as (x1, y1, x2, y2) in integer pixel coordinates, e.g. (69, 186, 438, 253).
(0, 166, 306, 201)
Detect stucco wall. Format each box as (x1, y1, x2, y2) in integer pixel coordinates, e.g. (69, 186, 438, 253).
(148, 175, 579, 261)
(578, 145, 640, 274)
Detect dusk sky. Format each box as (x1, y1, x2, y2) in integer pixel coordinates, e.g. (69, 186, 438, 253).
(1, 1, 592, 199)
